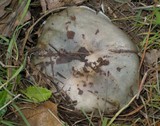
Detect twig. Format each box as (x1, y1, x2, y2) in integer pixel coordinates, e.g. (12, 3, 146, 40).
(155, 53, 159, 92)
(138, 12, 154, 72)
(48, 109, 64, 125)
(134, 4, 160, 10)
(136, 70, 150, 99)
(140, 96, 151, 126)
(107, 94, 137, 126)
(0, 61, 18, 68)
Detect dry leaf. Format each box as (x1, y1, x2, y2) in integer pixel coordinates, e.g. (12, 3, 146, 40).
(40, 0, 86, 12)
(17, 101, 62, 126)
(156, 121, 160, 126)
(144, 49, 160, 65)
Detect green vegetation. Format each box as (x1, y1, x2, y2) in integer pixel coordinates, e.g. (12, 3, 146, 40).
(0, 0, 31, 125)
(0, 1, 160, 126)
(21, 86, 52, 103)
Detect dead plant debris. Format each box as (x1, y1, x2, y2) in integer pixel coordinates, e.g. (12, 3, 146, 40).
(0, 0, 160, 126)
(40, 0, 86, 12)
(144, 49, 160, 65)
(16, 101, 62, 126)
(0, 0, 31, 37)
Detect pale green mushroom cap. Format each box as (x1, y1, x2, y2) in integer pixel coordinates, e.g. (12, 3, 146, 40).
(33, 6, 139, 114)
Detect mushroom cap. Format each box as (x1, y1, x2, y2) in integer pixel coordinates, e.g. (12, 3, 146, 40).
(34, 6, 139, 114)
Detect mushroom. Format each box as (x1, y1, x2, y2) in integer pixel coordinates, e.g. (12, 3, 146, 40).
(33, 6, 139, 114)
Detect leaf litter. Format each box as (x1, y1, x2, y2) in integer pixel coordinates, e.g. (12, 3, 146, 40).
(0, 0, 31, 37)
(40, 0, 86, 12)
(0, 0, 160, 126)
(16, 101, 62, 126)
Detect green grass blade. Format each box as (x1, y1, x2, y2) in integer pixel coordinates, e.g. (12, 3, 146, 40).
(0, 53, 27, 89)
(6, 0, 31, 62)
(0, 35, 9, 45)
(81, 109, 94, 126)
(102, 117, 108, 126)
(107, 94, 137, 126)
(0, 120, 18, 126)
(19, 0, 31, 24)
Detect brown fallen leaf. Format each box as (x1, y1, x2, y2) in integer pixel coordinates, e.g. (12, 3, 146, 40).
(156, 121, 160, 126)
(40, 0, 86, 12)
(144, 49, 160, 65)
(17, 101, 62, 126)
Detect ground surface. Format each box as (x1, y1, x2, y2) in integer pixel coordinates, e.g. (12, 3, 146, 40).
(0, 0, 160, 126)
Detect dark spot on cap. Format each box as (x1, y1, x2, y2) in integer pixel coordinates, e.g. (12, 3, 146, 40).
(82, 81, 87, 87)
(72, 67, 75, 71)
(78, 47, 89, 54)
(95, 29, 99, 35)
(94, 91, 98, 94)
(78, 88, 83, 95)
(67, 31, 75, 39)
(93, 62, 96, 65)
(83, 66, 89, 73)
(117, 67, 121, 72)
(82, 34, 85, 39)
(88, 90, 93, 94)
(113, 87, 117, 90)
(56, 72, 66, 79)
(107, 71, 110, 77)
(83, 83, 87, 87)
(89, 82, 93, 87)
(77, 47, 89, 61)
(103, 55, 110, 58)
(97, 57, 110, 66)
(51, 23, 54, 25)
(90, 50, 93, 53)
(102, 60, 109, 65)
(102, 98, 105, 101)
(66, 26, 68, 30)
(103, 72, 106, 76)
(70, 16, 76, 21)
(76, 71, 84, 76)
(56, 56, 72, 64)
(73, 68, 84, 77)
(97, 57, 103, 62)
(68, 87, 71, 91)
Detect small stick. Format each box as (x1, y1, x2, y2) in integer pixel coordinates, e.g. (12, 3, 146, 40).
(134, 4, 160, 10)
(0, 94, 21, 111)
(136, 70, 149, 99)
(0, 61, 18, 68)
